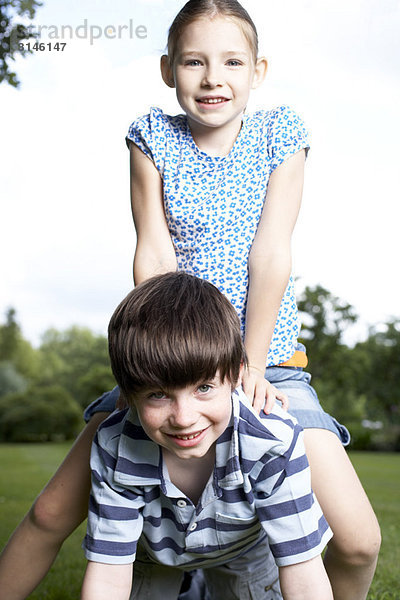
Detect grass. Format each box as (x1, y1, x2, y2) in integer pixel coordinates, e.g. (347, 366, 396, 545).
(0, 443, 87, 599)
(349, 452, 400, 600)
(0, 445, 399, 599)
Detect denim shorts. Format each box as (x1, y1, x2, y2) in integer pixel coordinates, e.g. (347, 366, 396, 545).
(130, 536, 281, 600)
(84, 368, 350, 446)
(266, 365, 350, 446)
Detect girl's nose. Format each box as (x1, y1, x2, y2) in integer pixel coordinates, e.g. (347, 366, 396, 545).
(202, 65, 223, 88)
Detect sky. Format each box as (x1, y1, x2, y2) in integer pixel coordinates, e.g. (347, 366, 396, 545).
(1, 0, 399, 346)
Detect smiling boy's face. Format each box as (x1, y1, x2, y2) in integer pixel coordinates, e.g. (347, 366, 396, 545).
(131, 371, 235, 460)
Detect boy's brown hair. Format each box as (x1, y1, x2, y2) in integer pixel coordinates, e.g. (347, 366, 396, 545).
(108, 272, 245, 400)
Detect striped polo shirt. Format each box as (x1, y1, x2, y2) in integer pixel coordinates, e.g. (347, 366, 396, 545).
(84, 389, 332, 568)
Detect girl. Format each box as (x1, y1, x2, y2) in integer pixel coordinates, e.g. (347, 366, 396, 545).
(0, 1, 380, 599)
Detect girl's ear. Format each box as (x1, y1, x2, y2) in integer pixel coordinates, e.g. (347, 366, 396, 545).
(251, 56, 268, 90)
(160, 55, 175, 88)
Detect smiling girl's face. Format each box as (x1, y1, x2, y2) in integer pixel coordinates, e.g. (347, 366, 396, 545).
(161, 16, 267, 145)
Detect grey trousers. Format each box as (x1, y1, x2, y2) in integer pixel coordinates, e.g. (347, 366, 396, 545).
(130, 537, 282, 600)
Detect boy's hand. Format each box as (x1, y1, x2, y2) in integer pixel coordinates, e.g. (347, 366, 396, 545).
(242, 367, 289, 415)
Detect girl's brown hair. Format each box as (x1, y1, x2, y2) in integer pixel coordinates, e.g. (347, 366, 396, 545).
(166, 0, 259, 65)
(108, 272, 245, 399)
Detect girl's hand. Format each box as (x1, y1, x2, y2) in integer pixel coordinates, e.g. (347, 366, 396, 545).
(242, 366, 289, 415)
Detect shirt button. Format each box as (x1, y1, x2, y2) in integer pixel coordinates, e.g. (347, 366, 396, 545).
(177, 499, 187, 508)
(189, 522, 197, 531)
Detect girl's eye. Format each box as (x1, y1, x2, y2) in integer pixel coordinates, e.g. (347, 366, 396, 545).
(198, 384, 211, 393)
(185, 59, 202, 67)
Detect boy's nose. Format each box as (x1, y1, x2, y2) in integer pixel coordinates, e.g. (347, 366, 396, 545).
(169, 398, 197, 428)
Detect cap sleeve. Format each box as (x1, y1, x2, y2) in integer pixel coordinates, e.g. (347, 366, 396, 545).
(125, 107, 167, 175)
(266, 105, 310, 172)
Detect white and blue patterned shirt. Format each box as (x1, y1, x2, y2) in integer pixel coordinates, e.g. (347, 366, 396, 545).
(126, 106, 310, 366)
(84, 390, 332, 568)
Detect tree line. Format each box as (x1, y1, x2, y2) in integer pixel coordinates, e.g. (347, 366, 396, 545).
(0, 285, 399, 450)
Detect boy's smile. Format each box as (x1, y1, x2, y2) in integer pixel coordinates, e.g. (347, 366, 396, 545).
(132, 373, 234, 460)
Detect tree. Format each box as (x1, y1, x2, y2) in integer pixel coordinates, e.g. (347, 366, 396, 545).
(0, 307, 40, 378)
(37, 326, 113, 408)
(0, 0, 42, 87)
(78, 364, 117, 409)
(0, 307, 19, 360)
(297, 284, 358, 379)
(0, 384, 82, 442)
(354, 319, 400, 424)
(297, 285, 365, 425)
(0, 361, 27, 397)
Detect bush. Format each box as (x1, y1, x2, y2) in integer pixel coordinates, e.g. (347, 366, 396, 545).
(77, 364, 116, 409)
(347, 422, 374, 451)
(0, 385, 82, 442)
(346, 421, 400, 452)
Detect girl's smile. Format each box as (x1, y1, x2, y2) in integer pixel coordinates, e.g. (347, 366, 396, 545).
(196, 95, 231, 108)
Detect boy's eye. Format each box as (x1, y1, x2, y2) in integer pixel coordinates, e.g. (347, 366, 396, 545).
(226, 59, 242, 67)
(198, 384, 211, 393)
(148, 391, 166, 400)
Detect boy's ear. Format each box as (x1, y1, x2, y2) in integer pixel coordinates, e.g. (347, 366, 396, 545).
(251, 56, 268, 90)
(160, 55, 175, 88)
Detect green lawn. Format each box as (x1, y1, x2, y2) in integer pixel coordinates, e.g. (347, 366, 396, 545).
(349, 452, 400, 600)
(0, 445, 399, 599)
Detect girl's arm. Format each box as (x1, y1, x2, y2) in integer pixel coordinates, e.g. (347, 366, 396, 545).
(129, 143, 177, 285)
(279, 557, 333, 600)
(81, 561, 132, 600)
(243, 149, 306, 413)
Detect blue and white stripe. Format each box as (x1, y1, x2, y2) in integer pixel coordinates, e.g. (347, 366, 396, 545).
(84, 389, 331, 568)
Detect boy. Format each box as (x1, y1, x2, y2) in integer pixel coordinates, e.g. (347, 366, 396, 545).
(81, 272, 333, 600)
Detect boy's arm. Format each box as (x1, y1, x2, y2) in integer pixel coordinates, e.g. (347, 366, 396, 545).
(81, 561, 133, 600)
(279, 556, 333, 600)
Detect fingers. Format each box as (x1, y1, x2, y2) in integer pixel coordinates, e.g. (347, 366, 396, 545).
(242, 371, 256, 406)
(253, 381, 267, 415)
(242, 368, 289, 414)
(263, 382, 275, 415)
(277, 389, 289, 411)
(263, 384, 289, 414)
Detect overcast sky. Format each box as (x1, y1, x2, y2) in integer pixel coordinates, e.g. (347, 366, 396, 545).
(1, 0, 399, 346)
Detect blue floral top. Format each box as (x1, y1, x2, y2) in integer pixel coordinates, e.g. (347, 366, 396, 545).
(126, 106, 309, 366)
